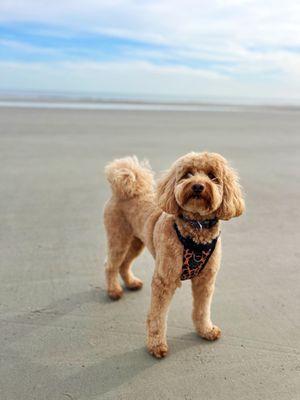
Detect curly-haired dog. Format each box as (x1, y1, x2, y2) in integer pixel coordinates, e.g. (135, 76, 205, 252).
(104, 152, 244, 358)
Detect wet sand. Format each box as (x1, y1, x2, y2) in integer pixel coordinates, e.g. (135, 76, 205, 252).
(0, 106, 299, 399)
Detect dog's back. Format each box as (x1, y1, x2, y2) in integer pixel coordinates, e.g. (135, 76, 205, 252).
(103, 156, 158, 299)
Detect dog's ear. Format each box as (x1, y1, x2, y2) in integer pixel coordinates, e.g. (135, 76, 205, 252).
(216, 163, 245, 220)
(156, 168, 179, 215)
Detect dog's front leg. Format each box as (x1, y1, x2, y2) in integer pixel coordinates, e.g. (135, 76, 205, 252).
(147, 273, 177, 358)
(191, 273, 221, 341)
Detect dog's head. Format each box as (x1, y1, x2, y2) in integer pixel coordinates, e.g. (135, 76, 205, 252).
(157, 152, 245, 220)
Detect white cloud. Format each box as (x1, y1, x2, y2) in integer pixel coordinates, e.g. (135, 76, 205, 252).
(1, 1, 300, 99)
(1, 1, 300, 48)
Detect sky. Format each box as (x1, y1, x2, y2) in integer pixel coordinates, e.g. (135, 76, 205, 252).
(1, 0, 300, 102)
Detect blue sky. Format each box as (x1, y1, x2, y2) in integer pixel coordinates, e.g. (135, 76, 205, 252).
(1, 0, 300, 101)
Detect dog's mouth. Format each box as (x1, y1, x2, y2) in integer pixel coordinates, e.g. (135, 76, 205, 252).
(187, 191, 207, 202)
(183, 190, 211, 209)
(189, 193, 202, 200)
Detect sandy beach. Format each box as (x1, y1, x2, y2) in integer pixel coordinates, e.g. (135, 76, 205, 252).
(0, 105, 299, 399)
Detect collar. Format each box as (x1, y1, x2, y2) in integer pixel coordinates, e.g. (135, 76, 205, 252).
(179, 214, 219, 230)
(174, 222, 219, 252)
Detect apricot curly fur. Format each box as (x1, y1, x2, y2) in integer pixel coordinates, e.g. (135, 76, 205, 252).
(103, 152, 244, 358)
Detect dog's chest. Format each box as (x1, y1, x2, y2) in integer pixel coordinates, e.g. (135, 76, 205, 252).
(174, 223, 219, 281)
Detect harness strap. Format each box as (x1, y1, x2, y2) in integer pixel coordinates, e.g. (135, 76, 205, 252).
(174, 223, 219, 252)
(174, 223, 219, 280)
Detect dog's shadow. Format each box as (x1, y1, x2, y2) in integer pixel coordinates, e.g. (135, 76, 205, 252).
(5, 287, 208, 398)
(59, 333, 201, 398)
(4, 286, 110, 345)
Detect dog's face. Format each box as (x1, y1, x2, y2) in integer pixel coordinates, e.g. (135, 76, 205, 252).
(157, 152, 245, 220)
(174, 158, 223, 215)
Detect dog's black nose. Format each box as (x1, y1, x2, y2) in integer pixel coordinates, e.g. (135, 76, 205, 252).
(192, 184, 204, 193)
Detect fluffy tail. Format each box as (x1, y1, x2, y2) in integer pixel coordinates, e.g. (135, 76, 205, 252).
(105, 156, 154, 200)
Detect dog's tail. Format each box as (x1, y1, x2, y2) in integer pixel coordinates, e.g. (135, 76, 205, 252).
(105, 156, 154, 200)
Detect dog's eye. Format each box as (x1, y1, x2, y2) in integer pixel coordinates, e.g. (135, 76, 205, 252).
(182, 172, 193, 179)
(208, 172, 218, 182)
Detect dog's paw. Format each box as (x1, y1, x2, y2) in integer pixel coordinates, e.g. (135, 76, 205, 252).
(107, 288, 123, 300)
(198, 325, 221, 341)
(126, 277, 143, 291)
(147, 343, 168, 359)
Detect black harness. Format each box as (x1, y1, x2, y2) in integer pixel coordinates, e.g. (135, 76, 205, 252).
(174, 219, 219, 281)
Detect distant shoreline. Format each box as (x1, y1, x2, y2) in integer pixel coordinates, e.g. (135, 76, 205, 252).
(1, 90, 300, 109)
(1, 98, 300, 113)
(0, 100, 245, 112)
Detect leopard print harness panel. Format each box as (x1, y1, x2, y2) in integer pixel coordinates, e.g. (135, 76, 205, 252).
(174, 223, 219, 281)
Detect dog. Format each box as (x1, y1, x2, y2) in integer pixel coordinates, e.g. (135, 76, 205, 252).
(104, 152, 244, 358)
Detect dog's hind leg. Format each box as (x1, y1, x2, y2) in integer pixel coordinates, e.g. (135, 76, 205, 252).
(104, 209, 133, 300)
(119, 237, 145, 290)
